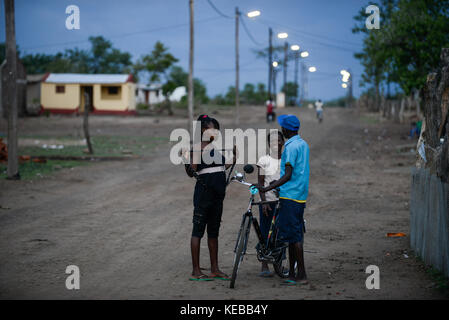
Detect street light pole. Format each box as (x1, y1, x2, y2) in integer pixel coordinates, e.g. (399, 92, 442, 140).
(294, 51, 299, 105)
(268, 28, 273, 100)
(235, 7, 240, 125)
(283, 41, 288, 105)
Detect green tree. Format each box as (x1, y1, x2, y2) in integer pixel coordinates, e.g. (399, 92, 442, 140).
(137, 41, 179, 83)
(281, 82, 299, 105)
(167, 66, 209, 104)
(88, 36, 132, 74)
(353, 0, 449, 96)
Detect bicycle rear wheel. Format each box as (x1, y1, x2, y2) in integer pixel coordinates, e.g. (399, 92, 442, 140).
(273, 247, 290, 278)
(230, 216, 251, 289)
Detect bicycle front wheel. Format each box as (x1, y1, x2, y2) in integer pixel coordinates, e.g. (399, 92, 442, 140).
(230, 216, 251, 289)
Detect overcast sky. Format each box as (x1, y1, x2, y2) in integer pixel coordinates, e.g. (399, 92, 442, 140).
(1, 0, 370, 101)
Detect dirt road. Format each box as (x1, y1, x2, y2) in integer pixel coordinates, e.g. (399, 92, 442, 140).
(0, 107, 445, 299)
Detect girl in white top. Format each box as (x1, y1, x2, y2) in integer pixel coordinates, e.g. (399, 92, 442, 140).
(256, 129, 285, 277)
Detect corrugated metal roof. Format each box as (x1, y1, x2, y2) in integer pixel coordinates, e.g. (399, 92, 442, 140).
(45, 73, 131, 84)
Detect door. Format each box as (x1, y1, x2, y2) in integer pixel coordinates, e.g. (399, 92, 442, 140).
(80, 86, 93, 112)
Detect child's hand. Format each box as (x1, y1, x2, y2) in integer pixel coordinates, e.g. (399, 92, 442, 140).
(262, 204, 272, 217)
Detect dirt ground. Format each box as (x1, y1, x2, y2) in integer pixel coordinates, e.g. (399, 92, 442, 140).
(0, 106, 446, 299)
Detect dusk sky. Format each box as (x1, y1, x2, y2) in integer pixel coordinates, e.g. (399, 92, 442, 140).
(1, 0, 370, 101)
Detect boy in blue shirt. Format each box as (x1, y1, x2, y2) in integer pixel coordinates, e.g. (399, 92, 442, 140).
(253, 114, 310, 285)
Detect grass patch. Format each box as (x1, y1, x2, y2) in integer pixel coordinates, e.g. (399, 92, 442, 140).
(425, 266, 449, 295)
(0, 160, 86, 180)
(18, 136, 168, 158)
(360, 114, 380, 125)
(1, 135, 168, 180)
(414, 254, 449, 296)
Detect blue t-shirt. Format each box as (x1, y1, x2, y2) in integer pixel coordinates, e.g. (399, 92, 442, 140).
(279, 134, 309, 202)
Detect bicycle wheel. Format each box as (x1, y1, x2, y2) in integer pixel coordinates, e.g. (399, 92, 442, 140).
(273, 246, 290, 278)
(271, 228, 292, 279)
(230, 216, 251, 289)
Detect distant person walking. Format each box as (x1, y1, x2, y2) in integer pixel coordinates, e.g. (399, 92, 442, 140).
(266, 98, 276, 123)
(315, 99, 324, 123)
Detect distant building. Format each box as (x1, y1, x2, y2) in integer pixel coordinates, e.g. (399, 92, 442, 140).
(40, 73, 136, 115)
(26, 74, 46, 115)
(135, 83, 186, 105)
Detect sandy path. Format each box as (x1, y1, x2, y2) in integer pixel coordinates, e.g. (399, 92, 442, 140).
(0, 107, 445, 299)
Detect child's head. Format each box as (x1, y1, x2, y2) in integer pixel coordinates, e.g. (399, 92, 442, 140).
(267, 129, 284, 154)
(197, 114, 220, 142)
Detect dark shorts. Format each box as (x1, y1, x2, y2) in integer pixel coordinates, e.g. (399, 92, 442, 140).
(192, 172, 226, 239)
(277, 198, 305, 243)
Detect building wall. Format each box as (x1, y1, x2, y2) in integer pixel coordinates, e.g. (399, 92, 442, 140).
(93, 83, 135, 111)
(42, 82, 136, 113)
(41, 83, 80, 111)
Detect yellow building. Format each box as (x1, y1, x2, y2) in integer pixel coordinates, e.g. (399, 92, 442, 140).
(41, 73, 136, 115)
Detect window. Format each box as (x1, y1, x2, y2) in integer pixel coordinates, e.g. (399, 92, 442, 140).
(56, 85, 65, 93)
(108, 86, 119, 95)
(101, 85, 122, 100)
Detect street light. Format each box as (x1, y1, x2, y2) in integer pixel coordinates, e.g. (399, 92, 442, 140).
(247, 10, 260, 18)
(342, 83, 348, 88)
(277, 32, 288, 39)
(309, 66, 316, 72)
(272, 61, 279, 67)
(291, 44, 300, 51)
(300, 51, 309, 58)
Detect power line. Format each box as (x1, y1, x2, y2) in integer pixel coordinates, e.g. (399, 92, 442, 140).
(239, 15, 263, 46)
(21, 16, 222, 51)
(261, 18, 361, 47)
(205, 0, 232, 19)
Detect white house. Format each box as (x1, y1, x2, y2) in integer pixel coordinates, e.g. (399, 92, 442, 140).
(135, 83, 186, 105)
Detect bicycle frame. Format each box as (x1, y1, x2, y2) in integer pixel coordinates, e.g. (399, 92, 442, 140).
(233, 195, 280, 259)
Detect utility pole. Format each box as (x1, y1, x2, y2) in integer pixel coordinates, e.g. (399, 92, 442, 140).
(268, 28, 273, 100)
(283, 41, 288, 105)
(347, 68, 353, 108)
(235, 7, 240, 126)
(300, 61, 308, 104)
(4, 0, 19, 180)
(294, 51, 299, 106)
(188, 0, 194, 135)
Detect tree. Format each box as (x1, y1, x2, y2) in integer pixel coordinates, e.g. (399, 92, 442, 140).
(281, 82, 299, 104)
(19, 36, 132, 75)
(353, 0, 449, 98)
(167, 66, 209, 104)
(137, 41, 179, 83)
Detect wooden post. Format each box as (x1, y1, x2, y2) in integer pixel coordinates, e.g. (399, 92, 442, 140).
(83, 92, 93, 154)
(4, 0, 19, 180)
(188, 0, 194, 135)
(235, 7, 240, 126)
(283, 41, 288, 104)
(268, 28, 273, 100)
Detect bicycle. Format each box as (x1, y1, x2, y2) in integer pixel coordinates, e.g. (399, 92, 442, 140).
(229, 164, 292, 289)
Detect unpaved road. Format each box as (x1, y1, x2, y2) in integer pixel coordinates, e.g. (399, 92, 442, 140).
(0, 107, 446, 299)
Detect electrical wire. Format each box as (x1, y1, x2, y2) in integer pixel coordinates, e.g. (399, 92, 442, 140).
(205, 0, 232, 19)
(239, 15, 263, 46)
(22, 16, 222, 51)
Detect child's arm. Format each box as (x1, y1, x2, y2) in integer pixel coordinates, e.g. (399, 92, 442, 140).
(255, 164, 292, 193)
(225, 145, 237, 169)
(257, 166, 267, 202)
(184, 150, 197, 177)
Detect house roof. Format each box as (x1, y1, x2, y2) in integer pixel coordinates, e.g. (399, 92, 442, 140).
(44, 73, 132, 84)
(27, 74, 46, 83)
(136, 83, 162, 91)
